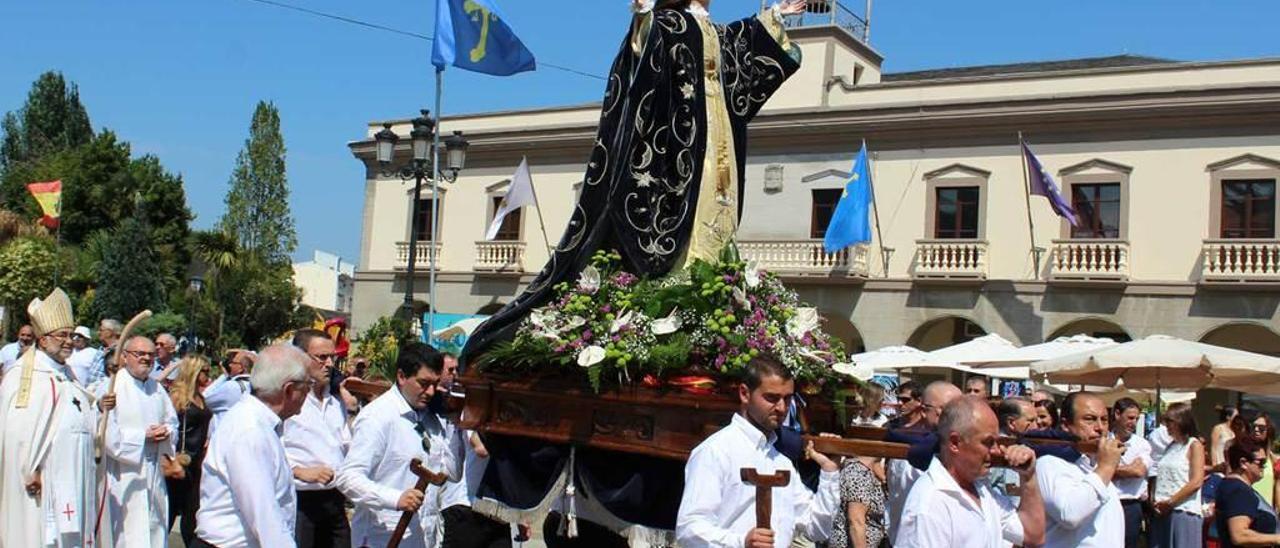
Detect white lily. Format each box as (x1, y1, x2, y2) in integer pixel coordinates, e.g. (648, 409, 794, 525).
(833, 362, 875, 381)
(731, 286, 751, 310)
(744, 259, 763, 288)
(577, 345, 606, 367)
(798, 347, 832, 363)
(651, 309, 683, 335)
(564, 316, 587, 330)
(786, 307, 820, 338)
(578, 266, 601, 294)
(610, 310, 636, 334)
(530, 309, 554, 330)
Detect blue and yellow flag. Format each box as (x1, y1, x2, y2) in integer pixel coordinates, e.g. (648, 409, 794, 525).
(432, 0, 536, 76)
(822, 144, 875, 253)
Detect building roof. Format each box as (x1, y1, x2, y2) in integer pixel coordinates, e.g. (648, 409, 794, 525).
(882, 55, 1175, 82)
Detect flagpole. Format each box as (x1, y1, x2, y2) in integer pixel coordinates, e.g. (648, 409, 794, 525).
(428, 66, 444, 339)
(1018, 132, 1041, 279)
(866, 140, 888, 278)
(521, 157, 554, 253)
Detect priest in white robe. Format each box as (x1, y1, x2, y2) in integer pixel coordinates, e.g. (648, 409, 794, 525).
(0, 288, 98, 548)
(101, 335, 178, 547)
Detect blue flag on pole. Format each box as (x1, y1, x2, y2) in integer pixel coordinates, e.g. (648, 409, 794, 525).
(823, 144, 875, 253)
(1021, 141, 1079, 226)
(432, 0, 536, 76)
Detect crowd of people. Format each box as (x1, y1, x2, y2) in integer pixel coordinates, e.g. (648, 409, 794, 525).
(4, 287, 1280, 548)
(0, 288, 508, 548)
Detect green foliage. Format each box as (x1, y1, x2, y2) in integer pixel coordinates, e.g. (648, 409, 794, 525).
(94, 217, 165, 321)
(218, 101, 296, 265)
(0, 71, 92, 175)
(211, 256, 302, 349)
(136, 311, 188, 339)
(353, 316, 415, 381)
(0, 236, 58, 328)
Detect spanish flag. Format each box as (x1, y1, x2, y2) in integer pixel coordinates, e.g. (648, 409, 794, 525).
(26, 180, 62, 229)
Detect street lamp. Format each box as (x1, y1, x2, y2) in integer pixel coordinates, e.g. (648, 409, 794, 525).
(187, 275, 204, 356)
(373, 110, 470, 328)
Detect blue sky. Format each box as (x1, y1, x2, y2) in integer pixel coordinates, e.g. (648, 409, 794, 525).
(1, 0, 1276, 264)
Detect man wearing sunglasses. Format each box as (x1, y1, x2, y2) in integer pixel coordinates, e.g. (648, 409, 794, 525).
(337, 342, 463, 548)
(284, 329, 353, 548)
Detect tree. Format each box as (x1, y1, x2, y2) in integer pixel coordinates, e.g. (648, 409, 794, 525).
(218, 101, 296, 265)
(0, 236, 59, 332)
(94, 217, 165, 321)
(0, 71, 92, 172)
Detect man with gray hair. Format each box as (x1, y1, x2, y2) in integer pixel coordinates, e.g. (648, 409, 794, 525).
(193, 344, 312, 548)
(150, 332, 179, 382)
(886, 381, 963, 544)
(896, 396, 1046, 546)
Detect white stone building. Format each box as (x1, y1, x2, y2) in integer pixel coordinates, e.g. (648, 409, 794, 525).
(293, 249, 355, 315)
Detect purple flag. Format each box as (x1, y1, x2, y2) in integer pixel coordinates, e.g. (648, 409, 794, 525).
(1022, 142, 1079, 226)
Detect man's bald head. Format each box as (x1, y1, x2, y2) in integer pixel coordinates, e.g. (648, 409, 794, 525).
(922, 381, 963, 428)
(938, 396, 1002, 486)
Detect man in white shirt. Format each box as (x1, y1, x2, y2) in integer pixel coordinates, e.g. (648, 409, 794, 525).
(193, 344, 311, 548)
(284, 329, 353, 548)
(149, 332, 178, 382)
(887, 381, 962, 543)
(101, 335, 180, 547)
(1111, 397, 1153, 548)
(204, 349, 255, 435)
(897, 396, 1046, 547)
(0, 323, 35, 372)
(66, 326, 101, 385)
(1035, 391, 1126, 547)
(675, 355, 841, 548)
(337, 342, 463, 548)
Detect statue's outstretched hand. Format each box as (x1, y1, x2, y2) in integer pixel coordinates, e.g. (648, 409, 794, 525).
(631, 0, 653, 13)
(779, 0, 807, 16)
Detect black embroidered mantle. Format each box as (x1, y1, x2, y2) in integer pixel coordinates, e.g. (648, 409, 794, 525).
(462, 8, 799, 364)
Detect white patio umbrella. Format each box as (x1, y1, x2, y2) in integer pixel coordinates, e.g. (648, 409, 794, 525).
(926, 334, 1028, 379)
(1031, 334, 1280, 395)
(969, 334, 1119, 367)
(850, 345, 970, 375)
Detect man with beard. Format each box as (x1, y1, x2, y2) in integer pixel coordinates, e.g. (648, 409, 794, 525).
(284, 329, 352, 548)
(676, 355, 841, 548)
(0, 289, 97, 547)
(896, 396, 1045, 546)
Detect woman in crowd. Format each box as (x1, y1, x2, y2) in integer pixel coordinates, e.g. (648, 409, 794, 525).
(830, 449, 887, 547)
(1216, 438, 1280, 547)
(1212, 406, 1238, 471)
(165, 355, 214, 545)
(1233, 411, 1278, 508)
(852, 382, 889, 427)
(1034, 398, 1059, 430)
(1153, 402, 1206, 548)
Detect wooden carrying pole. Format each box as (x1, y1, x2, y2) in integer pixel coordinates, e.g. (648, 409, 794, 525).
(387, 458, 449, 548)
(94, 309, 152, 460)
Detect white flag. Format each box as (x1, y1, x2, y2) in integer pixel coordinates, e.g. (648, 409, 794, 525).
(485, 157, 536, 240)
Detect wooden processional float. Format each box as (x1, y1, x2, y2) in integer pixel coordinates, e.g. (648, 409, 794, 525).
(343, 373, 1099, 466)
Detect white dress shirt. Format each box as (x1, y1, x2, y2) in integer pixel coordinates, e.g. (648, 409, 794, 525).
(203, 373, 251, 435)
(887, 456, 925, 543)
(337, 387, 462, 548)
(0, 342, 25, 372)
(675, 413, 840, 548)
(196, 395, 296, 548)
(896, 457, 1024, 548)
(439, 429, 486, 510)
(1035, 454, 1124, 547)
(66, 347, 101, 385)
(283, 390, 351, 491)
(1115, 434, 1153, 500)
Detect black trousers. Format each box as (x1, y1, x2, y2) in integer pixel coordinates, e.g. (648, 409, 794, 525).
(189, 538, 219, 548)
(166, 464, 202, 545)
(296, 488, 353, 548)
(441, 505, 512, 548)
(542, 511, 628, 548)
(1121, 498, 1145, 548)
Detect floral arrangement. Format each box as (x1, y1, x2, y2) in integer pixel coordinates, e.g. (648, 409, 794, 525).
(478, 246, 870, 393)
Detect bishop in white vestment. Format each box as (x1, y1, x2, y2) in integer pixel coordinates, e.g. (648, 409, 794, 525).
(101, 336, 178, 547)
(0, 289, 98, 548)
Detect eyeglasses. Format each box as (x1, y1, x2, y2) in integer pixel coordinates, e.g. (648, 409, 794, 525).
(126, 349, 156, 359)
(44, 331, 72, 342)
(310, 353, 336, 363)
(898, 395, 915, 404)
(1252, 456, 1270, 466)
(413, 421, 432, 453)
(1253, 424, 1269, 433)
